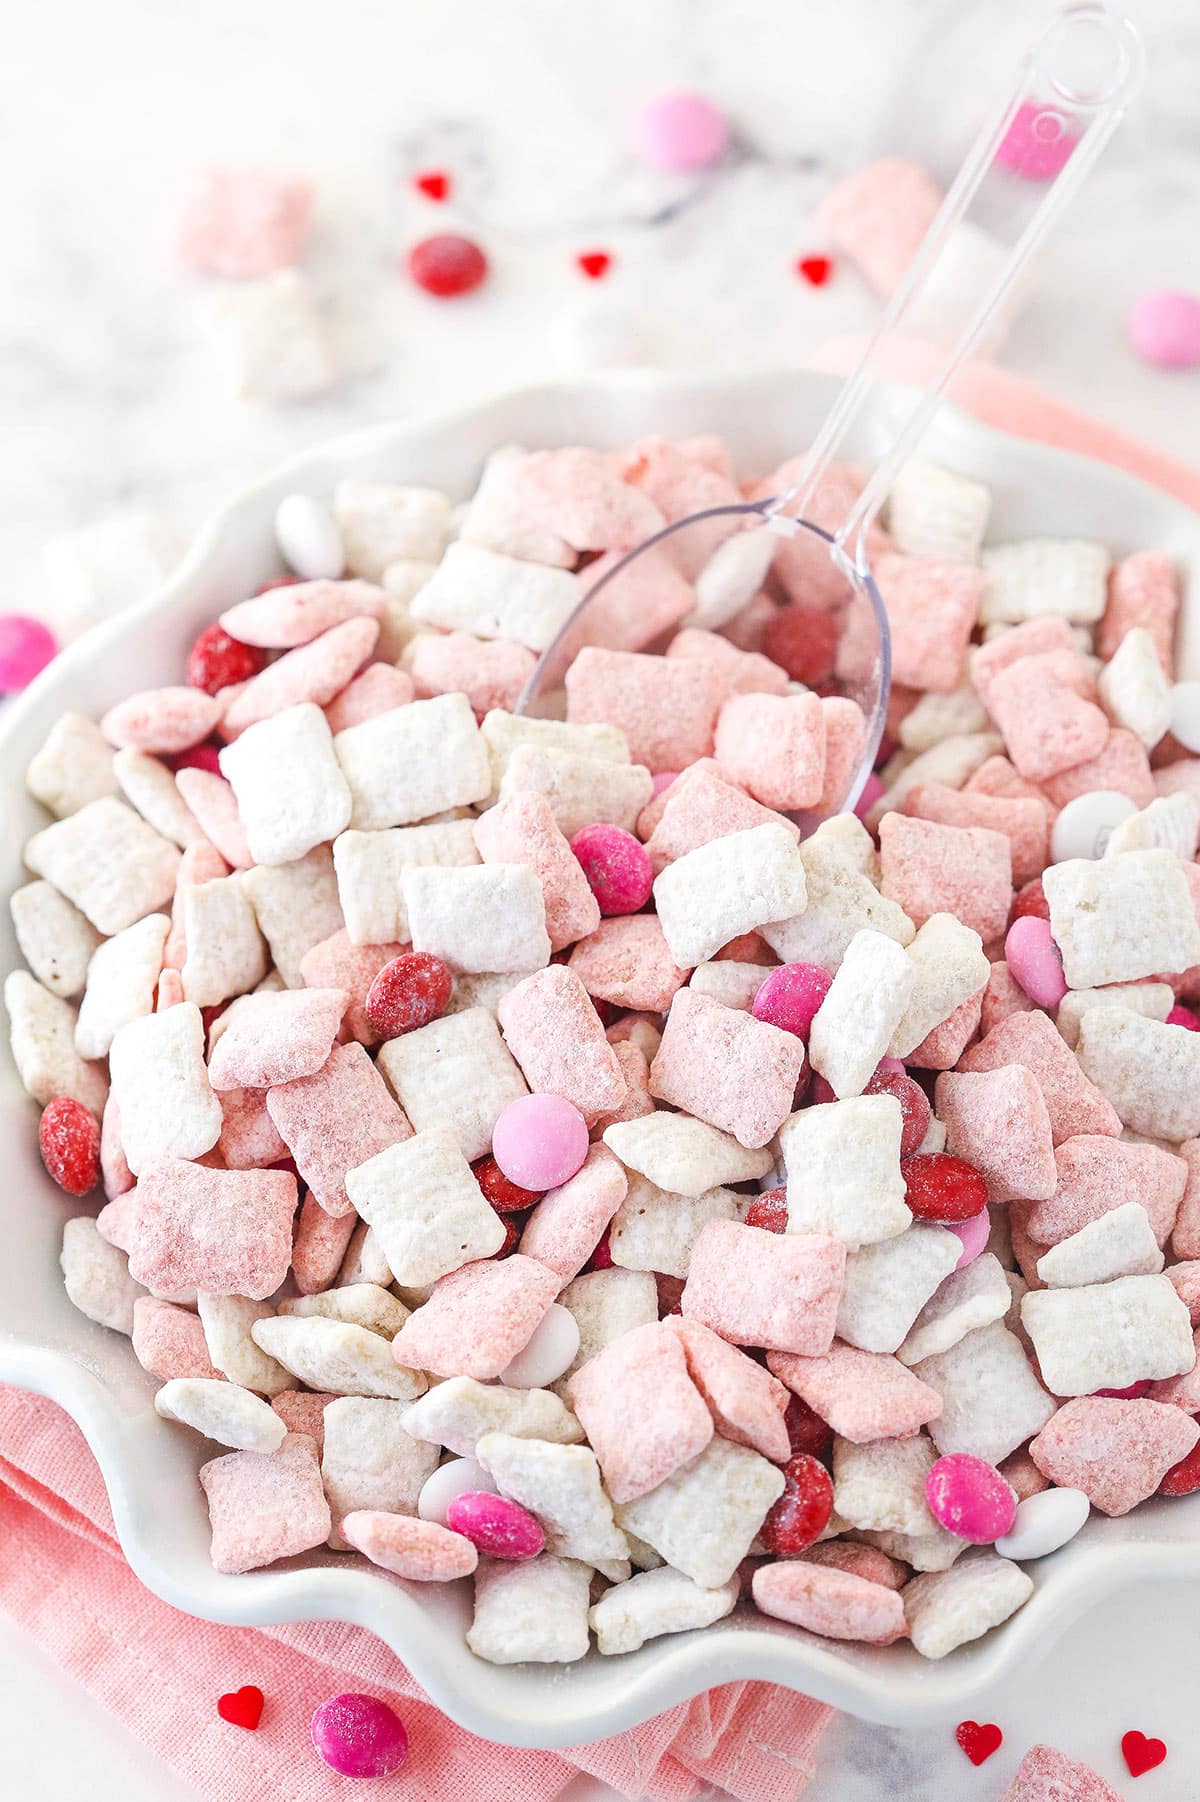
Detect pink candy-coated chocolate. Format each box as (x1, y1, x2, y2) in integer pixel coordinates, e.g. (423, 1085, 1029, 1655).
(570, 823, 653, 915)
(0, 614, 56, 692)
(948, 1207, 991, 1270)
(1128, 290, 1200, 370)
(650, 769, 679, 798)
(995, 100, 1078, 179)
(445, 1490, 545, 1560)
(1168, 1004, 1200, 1032)
(311, 1692, 409, 1779)
(1004, 914, 1068, 1009)
(752, 962, 832, 1039)
(924, 1452, 1017, 1544)
(633, 91, 729, 172)
(491, 1092, 589, 1190)
(854, 771, 886, 820)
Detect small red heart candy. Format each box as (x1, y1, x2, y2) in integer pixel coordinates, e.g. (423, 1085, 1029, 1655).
(796, 254, 834, 286)
(414, 171, 451, 202)
(577, 251, 612, 281)
(218, 1685, 264, 1731)
(955, 1721, 1003, 1766)
(1122, 1731, 1167, 1778)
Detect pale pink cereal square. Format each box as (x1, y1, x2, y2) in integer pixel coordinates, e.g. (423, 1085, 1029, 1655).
(971, 618, 1088, 702)
(504, 447, 666, 553)
(769, 1343, 941, 1443)
(1000, 1745, 1126, 1802)
(221, 579, 386, 650)
(713, 692, 827, 811)
(518, 1143, 628, 1284)
(635, 758, 731, 841)
(1167, 1259, 1200, 1324)
(552, 546, 695, 670)
(207, 988, 347, 1090)
(1170, 1138, 1200, 1258)
(997, 1447, 1050, 1503)
(408, 632, 537, 715)
(130, 1158, 297, 1300)
(220, 618, 379, 738)
(620, 436, 742, 565)
(1029, 1396, 1200, 1515)
(985, 657, 1109, 783)
(299, 929, 404, 1046)
(1099, 551, 1179, 675)
(666, 1314, 791, 1462)
(174, 772, 252, 870)
(218, 1086, 289, 1169)
(680, 1219, 845, 1355)
(1147, 1328, 1200, 1410)
(565, 647, 725, 774)
(906, 983, 985, 1071)
(100, 687, 224, 756)
(902, 783, 1048, 888)
(568, 1319, 714, 1502)
(473, 790, 601, 953)
(980, 961, 1036, 1036)
(96, 1193, 136, 1252)
(752, 1559, 907, 1644)
(817, 158, 944, 296)
(803, 1542, 908, 1590)
(1028, 1135, 1187, 1248)
(157, 969, 185, 1011)
(644, 766, 799, 876)
(271, 1389, 339, 1454)
(178, 168, 313, 278)
(649, 988, 805, 1149)
(389, 1255, 560, 1380)
(132, 1296, 225, 1381)
(497, 965, 626, 1123)
(590, 1041, 655, 1139)
(1039, 729, 1156, 811)
(568, 915, 691, 1014)
(959, 1010, 1122, 1146)
(818, 697, 868, 814)
(341, 1510, 478, 1581)
(874, 553, 982, 693)
(164, 839, 233, 971)
(267, 1041, 412, 1217)
(291, 1193, 357, 1294)
(323, 663, 414, 734)
(1008, 1197, 1047, 1291)
(965, 755, 1059, 819)
(101, 1092, 135, 1199)
(935, 1066, 1056, 1202)
(665, 628, 790, 700)
(200, 1432, 331, 1573)
(879, 814, 1012, 942)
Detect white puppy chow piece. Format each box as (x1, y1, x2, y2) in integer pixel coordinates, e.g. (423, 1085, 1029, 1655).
(5, 972, 108, 1113)
(241, 847, 344, 987)
(781, 1096, 909, 1250)
(980, 539, 1111, 626)
(1105, 792, 1200, 861)
(1044, 850, 1200, 989)
(377, 1007, 527, 1161)
(377, 561, 436, 658)
(1055, 981, 1174, 1050)
(553, 1268, 659, 1397)
(10, 881, 102, 1001)
(26, 712, 118, 818)
(808, 930, 916, 1099)
(278, 1284, 409, 1338)
(443, 971, 524, 1018)
(1076, 1006, 1200, 1141)
(334, 693, 490, 831)
(589, 1566, 739, 1655)
(25, 796, 180, 936)
(609, 1176, 740, 1280)
(40, 510, 180, 642)
(60, 1217, 142, 1334)
(480, 709, 630, 794)
(836, 1225, 962, 1354)
(889, 914, 990, 1059)
(833, 1433, 938, 1535)
(154, 1377, 286, 1454)
(860, 1524, 964, 1573)
(1097, 627, 1172, 749)
(458, 444, 575, 567)
(898, 683, 991, 753)
(653, 823, 809, 969)
(411, 542, 579, 652)
(338, 1222, 394, 1290)
(761, 837, 913, 972)
(219, 704, 351, 866)
(903, 1554, 1034, 1660)
(113, 749, 203, 849)
(1021, 1272, 1194, 1396)
(896, 1253, 1013, 1366)
(344, 1124, 506, 1287)
(498, 745, 653, 837)
(196, 1294, 291, 1395)
(476, 1432, 630, 1577)
(333, 480, 451, 580)
(603, 1113, 773, 1198)
(180, 877, 267, 1009)
(332, 821, 478, 945)
(917, 1116, 947, 1156)
(686, 961, 771, 1011)
(403, 1376, 583, 1457)
(1035, 1202, 1165, 1289)
(197, 268, 334, 400)
(887, 459, 992, 564)
(690, 526, 776, 631)
(109, 1002, 221, 1173)
(467, 1555, 592, 1665)
(914, 1321, 1057, 1462)
(321, 1396, 441, 1547)
(75, 912, 170, 1059)
(250, 1315, 426, 1401)
(403, 864, 551, 975)
(614, 1438, 785, 1590)
(866, 733, 1003, 831)
(806, 813, 880, 882)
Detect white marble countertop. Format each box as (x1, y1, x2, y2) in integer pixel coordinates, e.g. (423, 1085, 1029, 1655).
(3, 0, 1200, 1796)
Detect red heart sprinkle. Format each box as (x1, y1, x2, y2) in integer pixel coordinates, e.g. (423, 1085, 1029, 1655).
(1122, 1731, 1167, 1778)
(577, 251, 612, 281)
(796, 254, 834, 286)
(955, 1721, 1003, 1766)
(414, 170, 451, 202)
(218, 1686, 264, 1731)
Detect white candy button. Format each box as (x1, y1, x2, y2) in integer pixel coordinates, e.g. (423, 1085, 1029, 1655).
(994, 1486, 1090, 1561)
(1169, 680, 1200, 753)
(1050, 790, 1138, 863)
(274, 494, 345, 581)
(417, 1455, 498, 1525)
(499, 1303, 581, 1389)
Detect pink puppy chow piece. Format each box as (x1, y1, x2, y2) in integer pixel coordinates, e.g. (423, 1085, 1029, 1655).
(132, 1297, 225, 1382)
(1000, 1744, 1126, 1802)
(1099, 551, 1180, 675)
(1027, 1135, 1187, 1248)
(270, 1389, 339, 1454)
(220, 617, 378, 737)
(880, 814, 1012, 943)
(1040, 728, 1156, 811)
(590, 1041, 655, 1138)
(267, 1042, 412, 1217)
(96, 1193, 136, 1252)
(980, 961, 1036, 1036)
(408, 631, 537, 715)
(768, 1344, 941, 1443)
(752, 1560, 907, 1646)
(342, 1510, 478, 1581)
(291, 1194, 357, 1294)
(803, 1543, 908, 1590)
(636, 758, 730, 840)
(966, 754, 1059, 819)
(644, 766, 799, 877)
(818, 158, 944, 296)
(565, 647, 725, 774)
(389, 1256, 560, 1380)
(1029, 1397, 1200, 1515)
(518, 1143, 628, 1285)
(504, 447, 665, 553)
(568, 912, 691, 1014)
(101, 687, 223, 756)
(934, 1067, 1056, 1203)
(713, 692, 826, 811)
(164, 839, 230, 968)
(178, 168, 313, 278)
(985, 657, 1110, 783)
(218, 1086, 288, 1169)
(680, 1219, 845, 1355)
(1166, 1259, 1200, 1324)
(568, 1320, 714, 1502)
(200, 1432, 331, 1574)
(620, 438, 742, 576)
(902, 783, 1048, 888)
(555, 546, 695, 667)
(665, 1315, 791, 1463)
(129, 1158, 297, 1300)
(818, 697, 868, 814)
(958, 1011, 1121, 1146)
(173, 772, 252, 870)
(874, 553, 983, 693)
(473, 791, 601, 953)
(498, 965, 627, 1123)
(971, 617, 1084, 699)
(649, 988, 805, 1149)
(1173, 1140, 1200, 1257)
(207, 988, 346, 1090)
(324, 663, 415, 734)
(100, 1093, 134, 1199)
(299, 930, 404, 1047)
(666, 628, 789, 702)
(906, 983, 986, 1073)
(219, 578, 386, 649)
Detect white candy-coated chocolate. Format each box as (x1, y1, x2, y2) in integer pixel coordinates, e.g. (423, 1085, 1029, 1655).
(499, 1303, 581, 1389)
(417, 1456, 499, 1525)
(1050, 790, 1137, 863)
(994, 1487, 1090, 1562)
(274, 493, 345, 581)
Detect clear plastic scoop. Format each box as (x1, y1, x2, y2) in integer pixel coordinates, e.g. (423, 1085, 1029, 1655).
(516, 1, 1144, 819)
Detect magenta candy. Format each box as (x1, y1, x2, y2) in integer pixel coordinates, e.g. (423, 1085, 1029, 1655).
(995, 100, 1078, 180)
(446, 1490, 545, 1560)
(752, 962, 833, 1039)
(1004, 914, 1068, 1008)
(854, 772, 886, 820)
(809, 1072, 836, 1106)
(311, 1692, 409, 1779)
(1094, 1379, 1152, 1400)
(925, 1453, 1017, 1544)
(570, 822, 653, 915)
(0, 614, 57, 693)
(948, 1207, 990, 1270)
(1168, 1004, 1200, 1032)
(491, 1092, 589, 1190)
(633, 91, 729, 172)
(1128, 290, 1200, 370)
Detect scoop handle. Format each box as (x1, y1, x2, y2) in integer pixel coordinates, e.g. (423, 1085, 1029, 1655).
(774, 1, 1144, 564)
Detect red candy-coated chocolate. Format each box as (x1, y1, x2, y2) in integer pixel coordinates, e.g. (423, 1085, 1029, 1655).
(744, 1187, 788, 1233)
(784, 1394, 833, 1461)
(865, 1067, 932, 1157)
(762, 602, 839, 687)
(569, 823, 653, 915)
(656, 1272, 686, 1316)
(495, 1217, 521, 1257)
(407, 234, 488, 298)
(364, 951, 453, 1039)
(38, 1097, 101, 1196)
(759, 1452, 834, 1554)
(1011, 877, 1050, 924)
(1160, 1427, 1200, 1496)
(173, 741, 224, 775)
(473, 1156, 542, 1214)
(901, 1152, 990, 1223)
(186, 623, 269, 695)
(587, 1229, 614, 1271)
